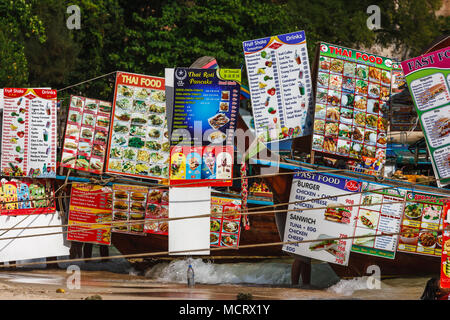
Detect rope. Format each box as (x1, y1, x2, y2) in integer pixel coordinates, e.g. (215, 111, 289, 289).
(56, 71, 117, 92)
(1, 226, 443, 269)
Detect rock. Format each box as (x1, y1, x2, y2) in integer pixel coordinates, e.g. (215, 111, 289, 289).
(56, 288, 65, 293)
(236, 292, 253, 300)
(85, 295, 102, 300)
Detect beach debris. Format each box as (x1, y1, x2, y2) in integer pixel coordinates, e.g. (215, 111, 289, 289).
(85, 295, 103, 300)
(236, 292, 253, 300)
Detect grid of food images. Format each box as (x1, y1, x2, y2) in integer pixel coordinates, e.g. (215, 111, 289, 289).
(145, 189, 169, 235)
(397, 192, 444, 257)
(61, 96, 112, 174)
(210, 196, 241, 248)
(112, 184, 149, 234)
(107, 84, 170, 179)
(312, 54, 390, 169)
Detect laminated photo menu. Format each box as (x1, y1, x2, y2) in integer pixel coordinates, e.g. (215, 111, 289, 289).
(145, 189, 169, 235)
(60, 96, 112, 174)
(351, 183, 405, 259)
(106, 72, 170, 180)
(243, 30, 314, 142)
(440, 205, 450, 288)
(169, 68, 241, 146)
(311, 43, 393, 174)
(397, 191, 446, 257)
(67, 183, 113, 245)
(0, 179, 55, 215)
(210, 196, 242, 248)
(1, 88, 57, 177)
(169, 145, 234, 187)
(112, 184, 150, 235)
(401, 47, 450, 187)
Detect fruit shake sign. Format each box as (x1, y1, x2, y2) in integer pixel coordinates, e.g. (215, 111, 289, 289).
(243, 31, 314, 142)
(1, 88, 57, 178)
(282, 171, 362, 266)
(401, 47, 450, 187)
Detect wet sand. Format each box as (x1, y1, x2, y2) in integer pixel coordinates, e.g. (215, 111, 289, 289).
(0, 269, 343, 300)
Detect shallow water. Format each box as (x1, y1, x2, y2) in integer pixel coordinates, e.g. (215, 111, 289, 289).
(1, 246, 431, 300)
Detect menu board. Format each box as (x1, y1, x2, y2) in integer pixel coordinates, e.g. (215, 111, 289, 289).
(440, 205, 450, 288)
(401, 47, 450, 187)
(210, 196, 242, 248)
(243, 30, 313, 142)
(169, 145, 234, 187)
(0, 179, 55, 215)
(67, 183, 112, 245)
(145, 188, 169, 235)
(112, 184, 149, 234)
(351, 183, 405, 259)
(397, 191, 446, 257)
(170, 68, 241, 146)
(282, 171, 362, 266)
(61, 96, 112, 174)
(1, 88, 57, 177)
(311, 43, 393, 173)
(390, 62, 406, 97)
(106, 72, 170, 180)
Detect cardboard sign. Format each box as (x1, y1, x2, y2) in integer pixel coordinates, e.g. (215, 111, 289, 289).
(401, 46, 450, 187)
(67, 183, 112, 245)
(60, 96, 112, 174)
(1, 88, 57, 177)
(105, 72, 170, 180)
(243, 30, 314, 142)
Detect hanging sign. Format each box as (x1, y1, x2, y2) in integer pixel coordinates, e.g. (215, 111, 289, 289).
(1, 88, 57, 177)
(105, 72, 170, 180)
(61, 96, 112, 174)
(210, 196, 242, 248)
(243, 30, 314, 142)
(401, 46, 450, 187)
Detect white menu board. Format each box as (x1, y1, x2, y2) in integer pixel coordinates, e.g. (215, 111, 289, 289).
(282, 171, 362, 266)
(1, 88, 57, 177)
(243, 30, 313, 142)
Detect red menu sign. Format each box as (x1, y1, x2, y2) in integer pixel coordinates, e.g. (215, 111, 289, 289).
(1, 88, 57, 177)
(60, 96, 112, 174)
(210, 196, 241, 248)
(67, 183, 113, 245)
(441, 205, 450, 288)
(144, 189, 169, 235)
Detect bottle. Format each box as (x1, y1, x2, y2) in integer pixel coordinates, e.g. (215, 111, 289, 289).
(298, 81, 305, 95)
(294, 50, 301, 65)
(187, 264, 195, 287)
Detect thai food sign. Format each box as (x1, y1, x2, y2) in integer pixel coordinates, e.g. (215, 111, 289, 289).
(243, 30, 314, 142)
(1, 88, 57, 177)
(210, 196, 242, 248)
(311, 43, 393, 174)
(401, 46, 450, 187)
(105, 72, 170, 180)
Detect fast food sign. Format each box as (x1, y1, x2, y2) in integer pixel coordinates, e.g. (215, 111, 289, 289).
(401, 46, 450, 187)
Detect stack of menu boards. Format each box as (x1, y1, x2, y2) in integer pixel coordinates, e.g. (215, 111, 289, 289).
(67, 183, 113, 245)
(1, 88, 57, 177)
(61, 96, 112, 174)
(0, 179, 55, 215)
(243, 30, 314, 142)
(401, 46, 450, 187)
(210, 196, 242, 248)
(105, 72, 170, 180)
(311, 43, 393, 174)
(167, 68, 241, 187)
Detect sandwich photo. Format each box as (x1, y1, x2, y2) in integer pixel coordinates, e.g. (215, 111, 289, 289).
(131, 202, 145, 213)
(114, 211, 128, 220)
(130, 192, 146, 201)
(75, 158, 89, 169)
(309, 234, 338, 251)
(420, 83, 446, 104)
(114, 201, 128, 210)
(114, 190, 128, 200)
(434, 117, 450, 138)
(64, 141, 78, 150)
(324, 204, 350, 223)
